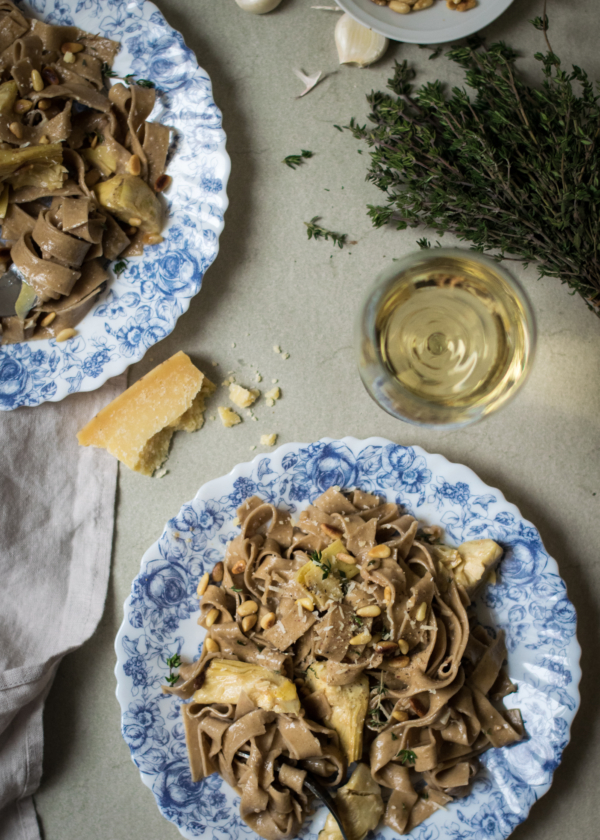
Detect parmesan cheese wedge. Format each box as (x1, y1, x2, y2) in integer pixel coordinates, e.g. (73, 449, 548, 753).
(77, 351, 215, 475)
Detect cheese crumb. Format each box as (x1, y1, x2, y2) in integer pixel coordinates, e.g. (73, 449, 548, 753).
(218, 406, 242, 427)
(255, 373, 262, 383)
(282, 352, 290, 360)
(265, 386, 280, 401)
(271, 378, 278, 384)
(229, 383, 259, 408)
(261, 433, 277, 446)
(231, 342, 236, 348)
(250, 445, 256, 450)
(232, 516, 240, 526)
(273, 345, 281, 354)
(266, 399, 274, 407)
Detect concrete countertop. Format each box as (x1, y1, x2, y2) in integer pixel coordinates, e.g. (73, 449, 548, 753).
(35, 1, 600, 838)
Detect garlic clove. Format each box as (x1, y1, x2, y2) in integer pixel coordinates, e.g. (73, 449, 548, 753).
(234, 0, 282, 13)
(334, 13, 389, 68)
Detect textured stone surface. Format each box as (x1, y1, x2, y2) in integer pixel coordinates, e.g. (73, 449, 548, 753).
(36, 2, 599, 839)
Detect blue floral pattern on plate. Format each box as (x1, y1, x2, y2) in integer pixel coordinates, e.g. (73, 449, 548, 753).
(115, 438, 581, 840)
(0, 0, 230, 410)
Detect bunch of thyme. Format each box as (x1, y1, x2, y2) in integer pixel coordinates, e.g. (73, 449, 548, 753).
(346, 14, 600, 315)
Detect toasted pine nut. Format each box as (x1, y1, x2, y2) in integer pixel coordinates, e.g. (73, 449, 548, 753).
(242, 614, 257, 632)
(9, 122, 22, 139)
(205, 608, 220, 628)
(356, 605, 381, 618)
(56, 328, 76, 342)
(143, 233, 164, 246)
(390, 655, 410, 669)
(398, 638, 409, 655)
(63, 51, 76, 64)
(413, 0, 433, 8)
(384, 586, 392, 603)
(231, 560, 246, 575)
(212, 561, 224, 582)
(31, 69, 44, 91)
(14, 99, 32, 114)
(337, 551, 356, 565)
(40, 312, 56, 327)
(39, 135, 50, 144)
(38, 99, 50, 110)
(205, 637, 219, 653)
(296, 597, 314, 612)
(196, 572, 209, 598)
(368, 544, 391, 559)
(349, 630, 372, 646)
(154, 173, 172, 192)
(237, 600, 258, 617)
(375, 641, 398, 653)
(392, 709, 409, 722)
(61, 41, 84, 54)
(389, 0, 411, 11)
(128, 216, 142, 226)
(320, 523, 343, 539)
(42, 67, 60, 86)
(261, 612, 276, 630)
(409, 697, 426, 717)
(415, 602, 427, 622)
(126, 154, 141, 176)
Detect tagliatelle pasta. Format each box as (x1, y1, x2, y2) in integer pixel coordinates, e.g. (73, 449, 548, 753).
(0, 0, 170, 344)
(165, 487, 524, 840)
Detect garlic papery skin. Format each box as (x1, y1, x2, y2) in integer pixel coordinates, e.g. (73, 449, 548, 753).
(335, 13, 389, 68)
(234, 0, 283, 13)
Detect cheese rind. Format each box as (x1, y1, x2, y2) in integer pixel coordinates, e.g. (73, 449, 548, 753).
(77, 351, 214, 475)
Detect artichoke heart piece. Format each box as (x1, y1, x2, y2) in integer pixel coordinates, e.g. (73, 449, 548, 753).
(0, 143, 63, 182)
(81, 144, 117, 178)
(8, 163, 67, 192)
(0, 184, 8, 220)
(94, 173, 162, 234)
(193, 659, 300, 715)
(14, 280, 37, 321)
(305, 662, 368, 763)
(318, 763, 383, 840)
(455, 539, 502, 590)
(0, 81, 17, 115)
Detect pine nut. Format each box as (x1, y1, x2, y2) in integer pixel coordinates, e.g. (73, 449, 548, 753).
(126, 154, 141, 176)
(384, 586, 392, 603)
(231, 560, 247, 575)
(38, 99, 50, 110)
(31, 69, 44, 91)
(409, 697, 426, 717)
(398, 638, 409, 655)
(237, 600, 258, 617)
(349, 630, 372, 646)
(375, 641, 398, 653)
(61, 42, 84, 54)
(205, 608, 220, 628)
(415, 602, 428, 622)
(42, 67, 60, 86)
(368, 544, 391, 559)
(142, 233, 164, 246)
(296, 597, 314, 612)
(261, 612, 276, 630)
(56, 328, 76, 342)
(14, 99, 32, 113)
(9, 122, 22, 139)
(389, 0, 411, 11)
(356, 605, 381, 618)
(154, 173, 172, 192)
(196, 572, 209, 598)
(205, 637, 219, 653)
(40, 312, 56, 327)
(413, 0, 433, 8)
(337, 552, 356, 565)
(128, 216, 142, 226)
(390, 655, 410, 669)
(63, 51, 76, 64)
(320, 523, 343, 539)
(212, 562, 224, 582)
(392, 709, 409, 722)
(39, 135, 50, 144)
(242, 614, 257, 633)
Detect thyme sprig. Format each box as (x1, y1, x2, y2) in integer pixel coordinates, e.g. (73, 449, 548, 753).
(347, 15, 600, 315)
(283, 149, 314, 169)
(308, 550, 331, 580)
(165, 653, 181, 686)
(101, 63, 156, 89)
(113, 259, 129, 276)
(305, 216, 347, 249)
(397, 749, 417, 766)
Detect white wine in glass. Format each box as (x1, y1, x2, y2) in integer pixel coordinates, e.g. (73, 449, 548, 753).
(356, 250, 536, 428)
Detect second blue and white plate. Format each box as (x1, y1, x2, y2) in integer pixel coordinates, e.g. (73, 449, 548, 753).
(115, 438, 581, 840)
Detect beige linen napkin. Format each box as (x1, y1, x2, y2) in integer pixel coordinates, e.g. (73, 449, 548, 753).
(0, 373, 125, 840)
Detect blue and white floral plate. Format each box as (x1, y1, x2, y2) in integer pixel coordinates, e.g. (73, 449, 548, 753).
(0, 0, 230, 410)
(115, 438, 581, 840)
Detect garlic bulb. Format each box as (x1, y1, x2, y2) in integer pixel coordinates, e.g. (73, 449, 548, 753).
(334, 13, 389, 68)
(234, 0, 283, 13)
